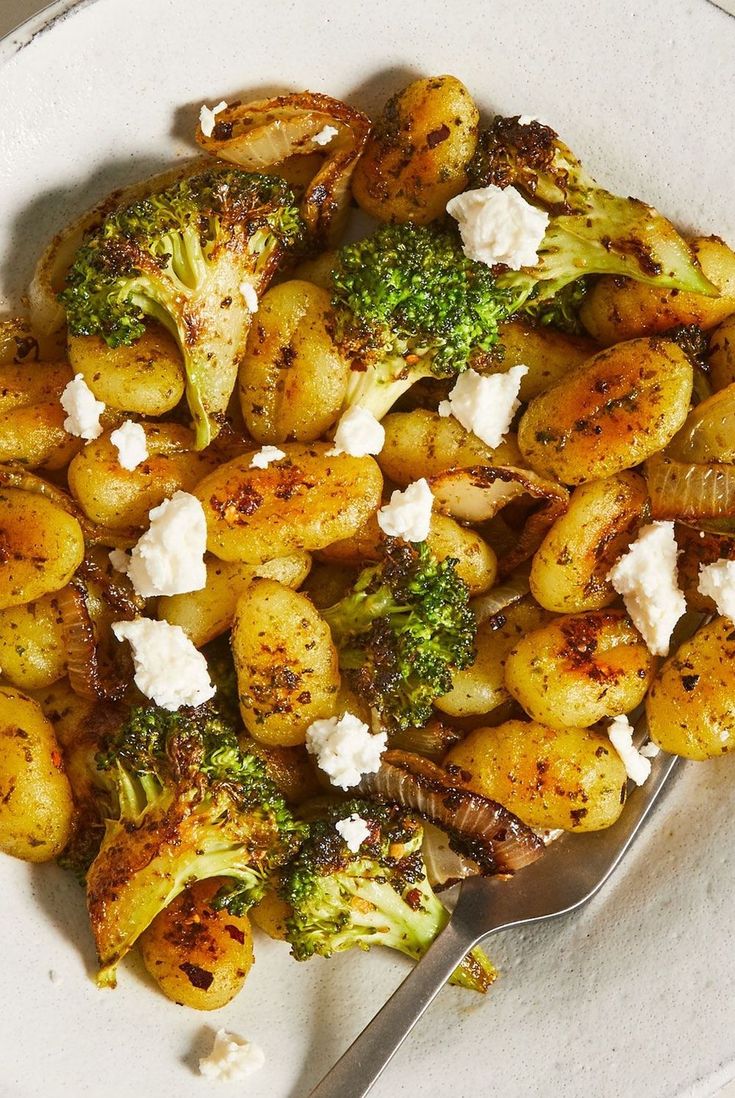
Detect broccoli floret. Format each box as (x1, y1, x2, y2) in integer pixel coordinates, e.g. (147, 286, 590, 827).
(284, 800, 496, 992)
(470, 117, 717, 305)
(521, 277, 589, 335)
(321, 541, 476, 731)
(59, 168, 303, 448)
(86, 703, 305, 987)
(331, 222, 520, 421)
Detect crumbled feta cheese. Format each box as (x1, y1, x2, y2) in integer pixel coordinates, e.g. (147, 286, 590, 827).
(108, 549, 130, 574)
(239, 281, 259, 313)
(335, 813, 372, 852)
(120, 491, 207, 598)
(199, 100, 228, 138)
(313, 124, 339, 146)
(639, 741, 661, 759)
(305, 712, 387, 790)
(60, 374, 105, 441)
(249, 445, 286, 469)
(607, 521, 686, 656)
(446, 185, 549, 270)
(697, 559, 735, 624)
(198, 1029, 265, 1082)
(518, 115, 540, 126)
(109, 420, 148, 471)
(112, 618, 215, 711)
(377, 478, 433, 542)
(438, 365, 528, 448)
(328, 406, 385, 457)
(607, 714, 652, 786)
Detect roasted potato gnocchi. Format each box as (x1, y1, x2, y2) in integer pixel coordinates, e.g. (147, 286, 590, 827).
(231, 579, 341, 745)
(518, 339, 693, 484)
(0, 487, 84, 610)
(239, 280, 350, 443)
(646, 617, 735, 759)
(446, 720, 628, 831)
(139, 878, 254, 1010)
(504, 611, 656, 729)
(0, 686, 74, 861)
(352, 75, 479, 224)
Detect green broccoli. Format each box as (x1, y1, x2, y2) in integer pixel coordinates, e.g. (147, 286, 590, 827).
(284, 799, 496, 992)
(331, 222, 521, 421)
(321, 541, 476, 731)
(86, 703, 305, 987)
(59, 167, 303, 448)
(520, 277, 590, 335)
(470, 116, 717, 306)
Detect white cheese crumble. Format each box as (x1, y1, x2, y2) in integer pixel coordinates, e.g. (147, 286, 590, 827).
(249, 445, 286, 469)
(377, 478, 433, 542)
(305, 712, 387, 790)
(518, 114, 540, 126)
(607, 521, 686, 656)
(313, 124, 339, 146)
(328, 406, 385, 457)
(438, 364, 528, 447)
(112, 618, 215, 711)
(109, 420, 148, 471)
(446, 185, 549, 270)
(697, 559, 735, 624)
(114, 491, 207, 598)
(639, 741, 661, 759)
(239, 281, 259, 313)
(60, 373, 105, 441)
(198, 1029, 265, 1082)
(607, 714, 652, 787)
(335, 813, 372, 852)
(199, 100, 228, 138)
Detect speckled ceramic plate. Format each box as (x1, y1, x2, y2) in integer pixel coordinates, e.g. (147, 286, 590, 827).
(2, 1, 735, 1095)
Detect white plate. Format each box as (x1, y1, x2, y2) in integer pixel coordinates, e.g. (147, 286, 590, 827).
(1, 2, 735, 1095)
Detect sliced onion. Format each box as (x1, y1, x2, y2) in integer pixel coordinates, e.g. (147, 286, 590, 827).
(196, 91, 371, 247)
(422, 821, 481, 891)
(667, 382, 735, 464)
(29, 158, 210, 337)
(57, 579, 130, 702)
(471, 571, 531, 625)
(646, 455, 735, 522)
(429, 465, 569, 576)
(357, 750, 544, 874)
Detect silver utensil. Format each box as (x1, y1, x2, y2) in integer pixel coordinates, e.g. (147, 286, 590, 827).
(309, 746, 680, 1098)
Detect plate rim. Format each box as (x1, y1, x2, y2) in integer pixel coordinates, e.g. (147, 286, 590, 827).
(0, 0, 101, 66)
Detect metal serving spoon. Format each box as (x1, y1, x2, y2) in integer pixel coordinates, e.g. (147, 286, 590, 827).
(308, 744, 680, 1098)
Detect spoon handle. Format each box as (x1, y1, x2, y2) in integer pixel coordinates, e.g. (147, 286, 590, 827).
(307, 914, 481, 1098)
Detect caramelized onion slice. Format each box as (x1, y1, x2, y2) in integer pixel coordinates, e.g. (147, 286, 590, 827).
(646, 455, 735, 523)
(471, 571, 531, 625)
(196, 91, 371, 247)
(422, 821, 481, 891)
(57, 578, 130, 702)
(358, 750, 544, 874)
(429, 465, 569, 576)
(667, 382, 735, 464)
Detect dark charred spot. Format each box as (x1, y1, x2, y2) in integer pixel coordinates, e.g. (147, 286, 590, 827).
(426, 124, 451, 149)
(224, 924, 246, 945)
(212, 119, 233, 141)
(178, 962, 214, 990)
(681, 674, 700, 692)
(570, 808, 588, 826)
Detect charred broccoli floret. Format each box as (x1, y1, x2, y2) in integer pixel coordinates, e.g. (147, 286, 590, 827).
(331, 222, 520, 421)
(86, 703, 305, 987)
(284, 799, 496, 992)
(321, 541, 476, 731)
(59, 168, 303, 448)
(470, 116, 717, 305)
